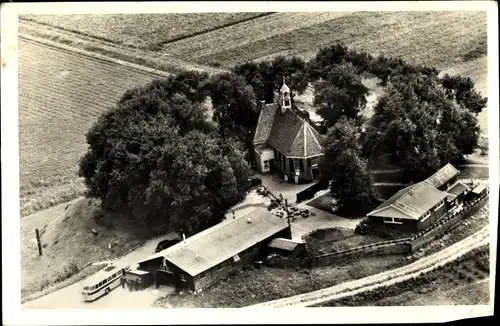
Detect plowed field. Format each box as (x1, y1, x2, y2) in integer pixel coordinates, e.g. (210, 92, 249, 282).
(18, 39, 163, 214)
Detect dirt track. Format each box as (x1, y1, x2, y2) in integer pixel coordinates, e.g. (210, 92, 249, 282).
(247, 226, 489, 308)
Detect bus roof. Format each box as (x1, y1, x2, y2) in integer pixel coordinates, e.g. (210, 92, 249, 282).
(83, 263, 129, 286)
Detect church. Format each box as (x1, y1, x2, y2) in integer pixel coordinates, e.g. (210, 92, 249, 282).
(251, 79, 325, 183)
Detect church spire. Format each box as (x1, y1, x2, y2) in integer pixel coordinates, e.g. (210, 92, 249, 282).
(279, 75, 291, 112)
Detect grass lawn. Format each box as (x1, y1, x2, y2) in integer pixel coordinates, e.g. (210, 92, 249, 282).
(20, 197, 161, 299)
(316, 245, 490, 306)
(304, 228, 387, 255)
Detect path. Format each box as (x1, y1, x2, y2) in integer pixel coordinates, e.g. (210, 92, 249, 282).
(22, 234, 177, 309)
(247, 226, 489, 308)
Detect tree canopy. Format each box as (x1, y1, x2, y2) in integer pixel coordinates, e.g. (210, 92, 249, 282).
(319, 117, 377, 209)
(363, 72, 482, 180)
(79, 76, 251, 235)
(233, 55, 309, 103)
(313, 63, 369, 128)
(208, 73, 258, 137)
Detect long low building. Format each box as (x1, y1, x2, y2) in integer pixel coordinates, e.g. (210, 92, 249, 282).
(137, 207, 291, 292)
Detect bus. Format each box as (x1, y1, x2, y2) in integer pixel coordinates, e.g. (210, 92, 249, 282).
(81, 263, 130, 302)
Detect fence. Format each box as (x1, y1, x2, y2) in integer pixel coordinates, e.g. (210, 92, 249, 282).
(296, 181, 328, 203)
(266, 192, 489, 268)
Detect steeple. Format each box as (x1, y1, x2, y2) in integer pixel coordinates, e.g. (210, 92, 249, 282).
(278, 76, 292, 113)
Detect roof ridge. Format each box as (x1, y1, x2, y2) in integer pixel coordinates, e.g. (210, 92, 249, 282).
(303, 120, 307, 157)
(306, 123, 323, 150)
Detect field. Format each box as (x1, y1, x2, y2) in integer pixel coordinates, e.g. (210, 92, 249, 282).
(316, 245, 490, 306)
(22, 13, 270, 49)
(18, 39, 165, 216)
(156, 11, 487, 69)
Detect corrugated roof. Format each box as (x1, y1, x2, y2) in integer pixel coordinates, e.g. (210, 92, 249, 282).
(253, 103, 278, 144)
(141, 208, 288, 276)
(447, 181, 470, 197)
(268, 238, 303, 251)
(423, 163, 460, 189)
(368, 182, 449, 220)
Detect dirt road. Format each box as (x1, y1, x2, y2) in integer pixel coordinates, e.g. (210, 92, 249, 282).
(22, 234, 176, 309)
(248, 226, 489, 308)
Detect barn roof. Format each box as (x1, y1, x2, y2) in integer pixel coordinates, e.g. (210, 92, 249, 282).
(142, 208, 289, 276)
(268, 238, 304, 251)
(367, 182, 449, 220)
(423, 163, 460, 189)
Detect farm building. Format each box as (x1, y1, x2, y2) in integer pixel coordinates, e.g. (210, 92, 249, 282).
(137, 207, 290, 292)
(267, 238, 307, 258)
(444, 181, 471, 209)
(367, 163, 465, 231)
(422, 163, 460, 191)
(252, 80, 325, 183)
(366, 182, 450, 232)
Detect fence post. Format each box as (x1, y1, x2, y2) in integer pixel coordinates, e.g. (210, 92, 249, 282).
(35, 228, 42, 256)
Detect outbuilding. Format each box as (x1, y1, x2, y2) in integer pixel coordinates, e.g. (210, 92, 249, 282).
(366, 181, 449, 232)
(268, 238, 307, 258)
(137, 207, 291, 292)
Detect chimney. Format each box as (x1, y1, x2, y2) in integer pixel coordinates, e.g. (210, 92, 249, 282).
(260, 99, 266, 105)
(247, 218, 252, 224)
(182, 233, 186, 244)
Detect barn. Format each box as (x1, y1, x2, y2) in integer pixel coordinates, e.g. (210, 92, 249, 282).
(137, 207, 290, 292)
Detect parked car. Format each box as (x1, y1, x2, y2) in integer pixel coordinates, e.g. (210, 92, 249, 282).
(250, 177, 262, 186)
(155, 239, 180, 253)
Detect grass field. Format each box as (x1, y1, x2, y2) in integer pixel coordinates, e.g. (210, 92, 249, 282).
(316, 245, 490, 306)
(20, 197, 153, 298)
(18, 39, 163, 216)
(21, 13, 269, 49)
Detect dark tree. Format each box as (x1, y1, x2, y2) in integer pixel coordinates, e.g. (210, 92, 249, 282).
(208, 73, 258, 137)
(363, 72, 482, 180)
(319, 117, 377, 209)
(440, 74, 487, 114)
(79, 78, 251, 234)
(313, 63, 369, 128)
(234, 55, 308, 103)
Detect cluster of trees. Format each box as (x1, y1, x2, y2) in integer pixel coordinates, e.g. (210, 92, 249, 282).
(79, 71, 252, 235)
(80, 41, 487, 230)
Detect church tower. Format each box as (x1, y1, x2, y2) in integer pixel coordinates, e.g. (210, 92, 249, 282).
(278, 76, 292, 113)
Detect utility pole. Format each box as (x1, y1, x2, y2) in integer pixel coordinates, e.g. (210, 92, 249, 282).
(35, 228, 42, 256)
(284, 199, 292, 239)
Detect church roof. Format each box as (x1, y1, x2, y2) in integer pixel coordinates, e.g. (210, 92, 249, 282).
(252, 103, 278, 144)
(266, 106, 324, 158)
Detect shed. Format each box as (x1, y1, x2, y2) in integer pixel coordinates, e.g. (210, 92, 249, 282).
(268, 237, 307, 257)
(124, 269, 154, 290)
